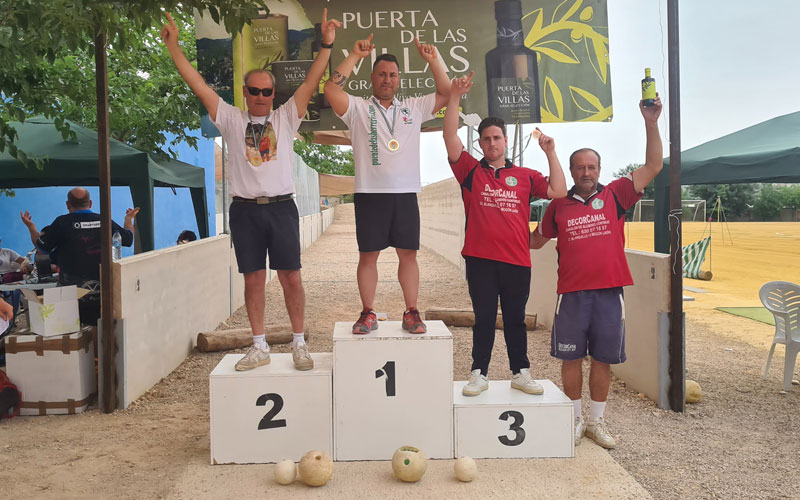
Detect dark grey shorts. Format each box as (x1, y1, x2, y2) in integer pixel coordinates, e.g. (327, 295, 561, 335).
(229, 199, 301, 274)
(551, 287, 626, 364)
(353, 193, 420, 252)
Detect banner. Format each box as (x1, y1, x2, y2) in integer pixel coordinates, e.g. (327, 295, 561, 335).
(195, 0, 611, 137)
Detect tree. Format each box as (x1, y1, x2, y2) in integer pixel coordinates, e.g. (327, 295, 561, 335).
(752, 184, 785, 220)
(687, 184, 757, 220)
(293, 139, 355, 176)
(1, 1, 268, 163)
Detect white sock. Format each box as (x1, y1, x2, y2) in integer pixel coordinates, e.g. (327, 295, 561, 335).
(588, 400, 606, 422)
(253, 334, 267, 349)
(572, 399, 583, 420)
(293, 333, 305, 346)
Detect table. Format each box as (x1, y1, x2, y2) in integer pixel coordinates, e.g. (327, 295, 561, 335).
(0, 281, 59, 292)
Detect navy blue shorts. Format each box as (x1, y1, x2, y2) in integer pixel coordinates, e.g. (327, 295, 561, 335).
(229, 199, 301, 274)
(353, 193, 420, 252)
(551, 287, 626, 364)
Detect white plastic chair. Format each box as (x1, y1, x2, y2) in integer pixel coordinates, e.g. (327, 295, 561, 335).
(760, 281, 800, 391)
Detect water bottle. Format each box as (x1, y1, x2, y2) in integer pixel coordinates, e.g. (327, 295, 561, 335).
(29, 254, 38, 283)
(112, 230, 122, 260)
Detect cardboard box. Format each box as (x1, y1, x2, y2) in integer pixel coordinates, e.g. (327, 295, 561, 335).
(4, 327, 96, 415)
(21, 286, 88, 337)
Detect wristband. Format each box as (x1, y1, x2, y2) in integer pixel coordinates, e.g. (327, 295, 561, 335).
(320, 41, 333, 49)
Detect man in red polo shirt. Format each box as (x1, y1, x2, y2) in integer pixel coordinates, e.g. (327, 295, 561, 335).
(531, 95, 663, 448)
(444, 72, 567, 396)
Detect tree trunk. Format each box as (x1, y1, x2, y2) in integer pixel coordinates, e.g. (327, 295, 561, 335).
(425, 308, 537, 330)
(196, 325, 299, 352)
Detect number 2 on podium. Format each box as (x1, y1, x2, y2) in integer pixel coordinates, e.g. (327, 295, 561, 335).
(256, 393, 287, 430)
(375, 361, 396, 397)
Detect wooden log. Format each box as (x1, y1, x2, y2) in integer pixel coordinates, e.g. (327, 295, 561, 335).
(424, 308, 537, 331)
(696, 270, 713, 281)
(196, 325, 298, 352)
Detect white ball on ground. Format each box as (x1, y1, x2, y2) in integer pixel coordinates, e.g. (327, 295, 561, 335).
(685, 379, 702, 403)
(298, 450, 333, 486)
(274, 459, 296, 485)
(454, 456, 477, 482)
(391, 446, 427, 482)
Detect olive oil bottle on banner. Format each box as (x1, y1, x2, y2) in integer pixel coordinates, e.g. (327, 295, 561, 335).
(485, 0, 541, 123)
(641, 68, 656, 106)
(311, 23, 331, 109)
(232, 14, 288, 109)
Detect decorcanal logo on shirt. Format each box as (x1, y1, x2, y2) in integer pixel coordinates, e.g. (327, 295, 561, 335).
(505, 176, 518, 187)
(591, 198, 604, 210)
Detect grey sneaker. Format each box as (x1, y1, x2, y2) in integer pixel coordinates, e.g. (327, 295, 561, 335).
(235, 344, 271, 371)
(292, 341, 314, 371)
(510, 368, 544, 395)
(462, 369, 488, 396)
(574, 417, 586, 446)
(586, 418, 616, 449)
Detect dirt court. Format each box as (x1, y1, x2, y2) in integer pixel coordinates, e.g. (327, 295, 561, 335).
(1, 208, 799, 499)
(625, 221, 800, 349)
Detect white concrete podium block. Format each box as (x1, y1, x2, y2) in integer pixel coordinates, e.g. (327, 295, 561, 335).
(333, 320, 453, 461)
(210, 353, 332, 464)
(453, 380, 574, 458)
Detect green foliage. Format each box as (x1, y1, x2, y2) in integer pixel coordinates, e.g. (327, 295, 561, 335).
(1, 0, 268, 164)
(687, 184, 757, 219)
(752, 184, 800, 220)
(293, 139, 355, 177)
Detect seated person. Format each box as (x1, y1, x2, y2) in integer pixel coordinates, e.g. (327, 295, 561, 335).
(20, 187, 139, 325)
(0, 239, 32, 283)
(176, 229, 197, 245)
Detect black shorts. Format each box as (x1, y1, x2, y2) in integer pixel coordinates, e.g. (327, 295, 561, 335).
(354, 193, 420, 252)
(229, 199, 301, 274)
(551, 288, 626, 364)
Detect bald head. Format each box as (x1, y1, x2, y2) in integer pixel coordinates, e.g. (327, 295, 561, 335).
(67, 187, 92, 212)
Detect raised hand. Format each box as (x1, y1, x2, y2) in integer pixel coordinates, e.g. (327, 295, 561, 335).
(640, 93, 662, 122)
(451, 71, 474, 97)
(125, 207, 141, 220)
(415, 37, 438, 63)
(320, 8, 341, 45)
(536, 128, 555, 154)
(20, 210, 34, 228)
(160, 12, 179, 48)
(352, 34, 374, 59)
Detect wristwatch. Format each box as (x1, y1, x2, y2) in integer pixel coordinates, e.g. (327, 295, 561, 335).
(320, 41, 333, 49)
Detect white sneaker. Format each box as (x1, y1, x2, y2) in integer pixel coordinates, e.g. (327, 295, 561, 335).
(292, 341, 314, 371)
(574, 417, 586, 446)
(586, 418, 616, 449)
(462, 369, 488, 396)
(510, 368, 544, 395)
(235, 344, 271, 371)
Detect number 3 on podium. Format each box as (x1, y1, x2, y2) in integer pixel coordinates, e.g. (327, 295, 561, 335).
(498, 410, 526, 446)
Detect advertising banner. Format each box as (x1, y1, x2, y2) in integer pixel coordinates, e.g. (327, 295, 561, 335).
(195, 0, 611, 137)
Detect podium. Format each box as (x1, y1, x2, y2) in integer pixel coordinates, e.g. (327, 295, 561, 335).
(453, 380, 574, 458)
(209, 353, 333, 464)
(332, 320, 453, 460)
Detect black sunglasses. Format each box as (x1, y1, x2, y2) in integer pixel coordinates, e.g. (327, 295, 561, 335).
(247, 86, 274, 97)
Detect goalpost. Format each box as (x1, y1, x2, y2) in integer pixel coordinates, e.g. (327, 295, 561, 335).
(631, 199, 706, 222)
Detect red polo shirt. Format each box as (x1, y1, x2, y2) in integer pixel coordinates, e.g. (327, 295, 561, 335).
(539, 175, 643, 294)
(450, 150, 549, 267)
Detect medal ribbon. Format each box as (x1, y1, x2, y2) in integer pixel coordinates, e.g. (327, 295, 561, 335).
(248, 112, 270, 151)
(371, 98, 398, 139)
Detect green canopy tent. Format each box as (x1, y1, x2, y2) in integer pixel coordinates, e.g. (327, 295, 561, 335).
(665, 110, 800, 185)
(0, 117, 209, 252)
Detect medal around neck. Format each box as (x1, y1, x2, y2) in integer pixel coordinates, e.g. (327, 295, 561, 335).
(388, 139, 400, 151)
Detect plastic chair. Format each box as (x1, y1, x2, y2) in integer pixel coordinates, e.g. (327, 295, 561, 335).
(760, 281, 800, 391)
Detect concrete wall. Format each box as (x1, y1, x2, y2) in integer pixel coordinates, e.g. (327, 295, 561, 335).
(112, 207, 335, 408)
(419, 179, 674, 408)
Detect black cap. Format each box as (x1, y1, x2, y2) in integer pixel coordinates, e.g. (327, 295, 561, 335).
(495, 0, 522, 20)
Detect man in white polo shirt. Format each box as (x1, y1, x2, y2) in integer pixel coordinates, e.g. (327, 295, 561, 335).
(324, 35, 450, 335)
(162, 10, 341, 371)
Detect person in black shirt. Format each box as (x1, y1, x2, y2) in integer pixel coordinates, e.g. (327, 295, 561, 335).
(20, 187, 139, 324)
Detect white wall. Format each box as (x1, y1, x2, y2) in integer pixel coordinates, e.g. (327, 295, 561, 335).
(418, 177, 466, 275)
(113, 207, 335, 408)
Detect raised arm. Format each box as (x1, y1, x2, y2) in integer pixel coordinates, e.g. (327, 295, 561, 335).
(415, 38, 450, 112)
(536, 129, 568, 199)
(124, 207, 140, 232)
(293, 9, 341, 119)
(631, 94, 663, 192)
(161, 12, 221, 121)
(444, 72, 472, 163)
(20, 210, 40, 247)
(324, 34, 374, 116)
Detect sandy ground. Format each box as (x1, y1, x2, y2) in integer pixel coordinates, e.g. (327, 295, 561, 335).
(1, 208, 799, 499)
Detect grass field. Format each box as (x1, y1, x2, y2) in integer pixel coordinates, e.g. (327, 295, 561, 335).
(625, 221, 800, 348)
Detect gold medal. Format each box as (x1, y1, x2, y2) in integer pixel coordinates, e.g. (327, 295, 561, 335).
(251, 155, 262, 166)
(388, 139, 400, 151)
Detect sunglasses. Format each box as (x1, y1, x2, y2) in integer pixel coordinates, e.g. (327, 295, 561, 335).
(247, 86, 274, 97)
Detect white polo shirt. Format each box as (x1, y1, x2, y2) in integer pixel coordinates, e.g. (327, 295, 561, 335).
(213, 97, 302, 198)
(0, 248, 22, 274)
(338, 93, 436, 193)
